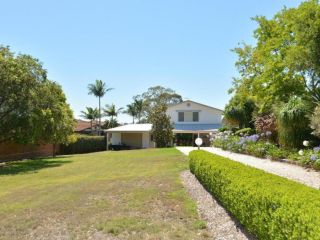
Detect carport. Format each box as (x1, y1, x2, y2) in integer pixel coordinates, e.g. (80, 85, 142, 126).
(106, 124, 155, 150)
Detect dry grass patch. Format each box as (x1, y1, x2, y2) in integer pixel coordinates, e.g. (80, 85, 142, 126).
(0, 148, 210, 239)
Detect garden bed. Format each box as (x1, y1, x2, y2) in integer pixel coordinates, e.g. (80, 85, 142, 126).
(213, 130, 320, 171)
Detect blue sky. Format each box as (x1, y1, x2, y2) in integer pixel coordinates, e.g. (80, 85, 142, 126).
(1, 0, 302, 123)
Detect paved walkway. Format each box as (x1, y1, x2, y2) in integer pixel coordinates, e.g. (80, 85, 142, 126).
(177, 147, 320, 189)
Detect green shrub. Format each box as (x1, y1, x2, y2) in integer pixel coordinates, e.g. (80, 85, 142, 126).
(245, 141, 267, 158)
(254, 114, 277, 134)
(189, 150, 320, 240)
(60, 134, 106, 154)
(276, 97, 311, 149)
(266, 145, 289, 160)
(218, 126, 229, 132)
(310, 104, 320, 138)
(235, 127, 255, 136)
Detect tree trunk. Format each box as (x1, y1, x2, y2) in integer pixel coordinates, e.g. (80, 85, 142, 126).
(133, 116, 135, 124)
(99, 97, 101, 135)
(90, 120, 93, 135)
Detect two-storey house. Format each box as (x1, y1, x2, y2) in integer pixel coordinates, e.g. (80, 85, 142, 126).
(106, 100, 223, 149)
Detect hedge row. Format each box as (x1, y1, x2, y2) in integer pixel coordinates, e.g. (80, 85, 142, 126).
(189, 150, 320, 240)
(60, 134, 106, 154)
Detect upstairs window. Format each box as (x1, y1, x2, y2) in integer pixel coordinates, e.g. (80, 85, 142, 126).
(193, 112, 199, 122)
(178, 112, 184, 122)
(178, 111, 199, 122)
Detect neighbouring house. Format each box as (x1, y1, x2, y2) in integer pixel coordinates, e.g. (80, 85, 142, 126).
(75, 119, 99, 134)
(106, 100, 223, 149)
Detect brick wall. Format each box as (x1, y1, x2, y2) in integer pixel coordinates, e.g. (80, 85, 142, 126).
(0, 142, 57, 162)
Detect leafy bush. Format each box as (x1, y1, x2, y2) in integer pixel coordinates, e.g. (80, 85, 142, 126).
(245, 141, 268, 158)
(254, 114, 276, 133)
(189, 150, 320, 239)
(310, 105, 320, 138)
(235, 128, 255, 136)
(218, 126, 229, 132)
(110, 144, 131, 151)
(266, 145, 289, 161)
(224, 99, 255, 128)
(290, 146, 320, 170)
(276, 97, 311, 148)
(60, 134, 106, 154)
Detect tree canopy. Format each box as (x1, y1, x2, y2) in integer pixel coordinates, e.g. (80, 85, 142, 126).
(124, 103, 137, 124)
(88, 79, 113, 134)
(81, 107, 99, 134)
(229, 0, 320, 114)
(0, 46, 75, 145)
(134, 86, 183, 119)
(103, 104, 123, 128)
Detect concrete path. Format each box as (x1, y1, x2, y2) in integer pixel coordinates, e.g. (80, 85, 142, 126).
(177, 147, 320, 189)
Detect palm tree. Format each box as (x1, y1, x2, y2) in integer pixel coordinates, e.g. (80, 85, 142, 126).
(124, 103, 137, 124)
(104, 104, 123, 122)
(134, 99, 144, 123)
(88, 80, 113, 135)
(80, 107, 99, 134)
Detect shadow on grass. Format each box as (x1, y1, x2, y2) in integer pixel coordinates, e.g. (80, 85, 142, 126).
(0, 158, 72, 175)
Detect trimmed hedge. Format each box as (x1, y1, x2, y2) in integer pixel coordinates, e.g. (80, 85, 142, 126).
(189, 150, 320, 240)
(60, 134, 106, 154)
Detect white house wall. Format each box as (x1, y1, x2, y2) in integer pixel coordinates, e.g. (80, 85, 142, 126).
(142, 132, 150, 148)
(111, 132, 121, 145)
(167, 101, 222, 124)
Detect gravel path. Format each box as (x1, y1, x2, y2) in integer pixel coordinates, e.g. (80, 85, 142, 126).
(177, 147, 320, 189)
(181, 170, 253, 240)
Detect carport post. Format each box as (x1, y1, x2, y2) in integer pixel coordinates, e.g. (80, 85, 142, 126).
(106, 132, 109, 150)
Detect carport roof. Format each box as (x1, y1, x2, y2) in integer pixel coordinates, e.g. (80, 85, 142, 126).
(106, 123, 221, 133)
(106, 123, 152, 132)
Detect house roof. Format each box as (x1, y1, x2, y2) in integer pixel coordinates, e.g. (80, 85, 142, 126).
(75, 120, 92, 132)
(75, 119, 100, 132)
(168, 100, 224, 113)
(173, 123, 221, 133)
(106, 124, 152, 132)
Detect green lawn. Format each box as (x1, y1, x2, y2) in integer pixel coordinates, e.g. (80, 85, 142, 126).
(0, 148, 209, 240)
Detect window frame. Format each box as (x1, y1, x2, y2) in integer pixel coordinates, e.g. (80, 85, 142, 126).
(178, 112, 184, 122)
(193, 112, 199, 122)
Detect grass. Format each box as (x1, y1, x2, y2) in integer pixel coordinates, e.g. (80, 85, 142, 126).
(0, 148, 209, 239)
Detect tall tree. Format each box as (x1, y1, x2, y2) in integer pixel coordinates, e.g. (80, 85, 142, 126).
(80, 107, 99, 134)
(33, 81, 76, 155)
(133, 98, 144, 123)
(134, 86, 182, 118)
(88, 80, 113, 134)
(0, 46, 75, 147)
(149, 103, 173, 148)
(103, 104, 123, 123)
(124, 103, 137, 124)
(229, 0, 320, 114)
